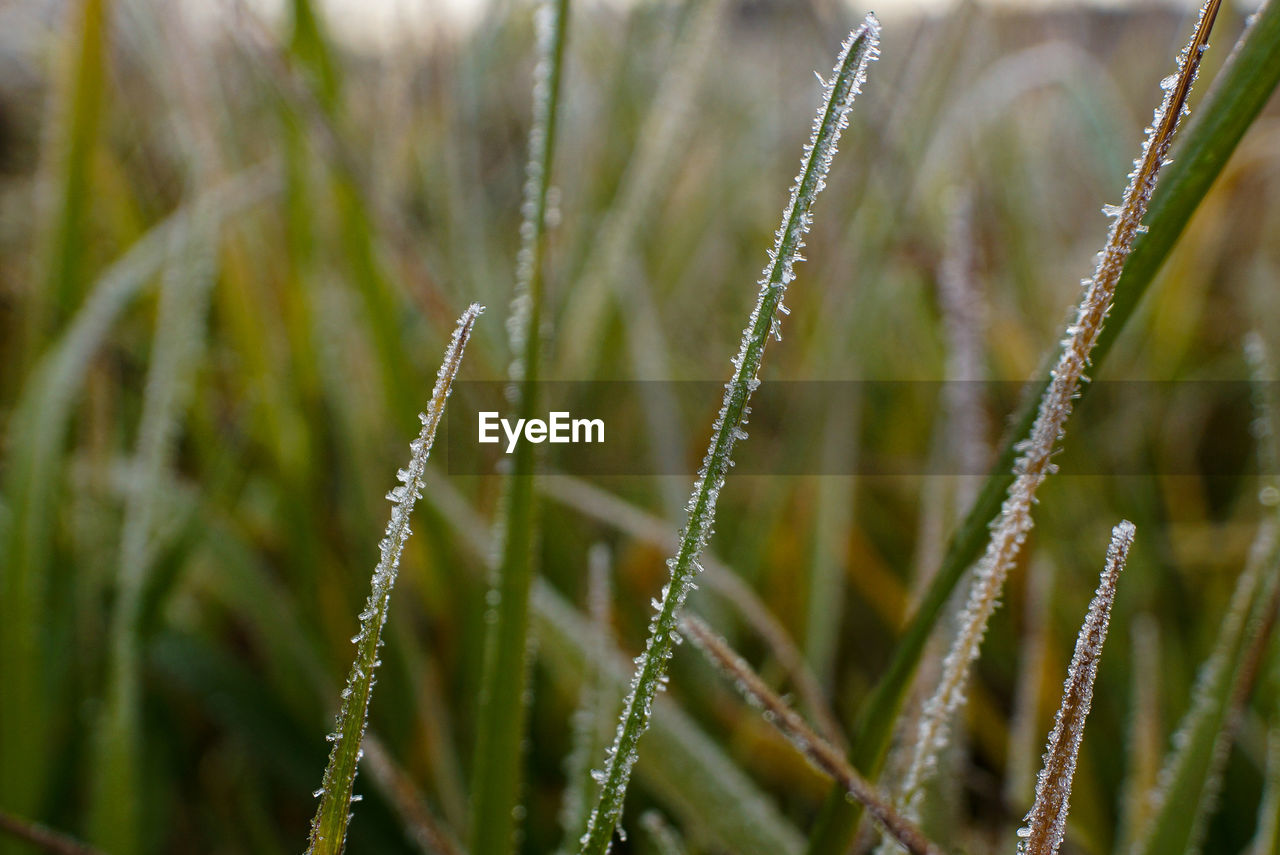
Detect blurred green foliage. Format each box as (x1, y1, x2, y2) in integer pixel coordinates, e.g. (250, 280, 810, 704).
(0, 0, 1278, 852)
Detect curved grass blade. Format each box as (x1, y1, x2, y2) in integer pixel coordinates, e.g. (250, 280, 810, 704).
(1018, 522, 1133, 855)
(468, 0, 570, 851)
(576, 20, 880, 853)
(0, 167, 274, 832)
(805, 0, 1280, 845)
(306, 304, 482, 855)
(89, 190, 219, 855)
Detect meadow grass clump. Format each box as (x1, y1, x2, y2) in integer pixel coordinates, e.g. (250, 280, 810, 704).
(3, 0, 1280, 852)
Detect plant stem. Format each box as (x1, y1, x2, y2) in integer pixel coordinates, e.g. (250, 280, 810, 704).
(681, 616, 943, 855)
(469, 1, 570, 851)
(576, 20, 880, 853)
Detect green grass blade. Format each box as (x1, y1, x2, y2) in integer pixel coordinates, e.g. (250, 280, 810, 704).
(1131, 527, 1280, 855)
(806, 3, 1280, 847)
(307, 304, 482, 855)
(1130, 333, 1280, 855)
(533, 583, 805, 855)
(33, 0, 110, 342)
(468, 1, 570, 852)
(576, 21, 880, 853)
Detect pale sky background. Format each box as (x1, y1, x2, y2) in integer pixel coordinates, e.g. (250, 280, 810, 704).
(232, 0, 1219, 49)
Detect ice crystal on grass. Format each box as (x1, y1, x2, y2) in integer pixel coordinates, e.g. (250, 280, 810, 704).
(575, 18, 879, 854)
(306, 304, 482, 855)
(1019, 521, 1134, 855)
(891, 0, 1220, 834)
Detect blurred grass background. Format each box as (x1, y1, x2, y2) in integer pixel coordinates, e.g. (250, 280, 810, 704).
(0, 0, 1278, 852)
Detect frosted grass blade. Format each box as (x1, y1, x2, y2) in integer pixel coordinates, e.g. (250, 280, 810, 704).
(576, 19, 880, 852)
(1018, 522, 1134, 855)
(306, 304, 482, 855)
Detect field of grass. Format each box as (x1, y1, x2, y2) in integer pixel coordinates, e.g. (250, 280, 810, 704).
(1, 0, 1279, 852)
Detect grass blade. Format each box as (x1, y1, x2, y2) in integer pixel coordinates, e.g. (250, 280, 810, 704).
(0, 810, 105, 855)
(576, 20, 880, 852)
(468, 0, 570, 851)
(32, 0, 110, 341)
(806, 0, 1280, 844)
(681, 615, 943, 855)
(1018, 521, 1133, 855)
(1129, 334, 1280, 855)
(532, 582, 805, 855)
(638, 813, 687, 855)
(307, 304, 482, 855)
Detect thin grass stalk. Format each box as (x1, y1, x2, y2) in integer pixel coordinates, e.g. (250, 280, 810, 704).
(306, 304, 482, 855)
(361, 737, 465, 855)
(681, 616, 942, 855)
(1005, 558, 1057, 809)
(89, 23, 223, 844)
(556, 0, 725, 379)
(0, 810, 105, 855)
(1018, 521, 1134, 855)
(469, 1, 570, 851)
(576, 23, 880, 852)
(89, 197, 218, 855)
(33, 0, 109, 340)
(1, 0, 109, 827)
(1115, 615, 1163, 855)
(809, 3, 1229, 846)
(558, 545, 617, 853)
(1251, 726, 1280, 855)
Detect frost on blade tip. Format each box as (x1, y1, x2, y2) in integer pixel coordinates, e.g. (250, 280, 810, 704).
(576, 20, 879, 855)
(891, 0, 1219, 831)
(306, 305, 482, 855)
(1019, 522, 1133, 855)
